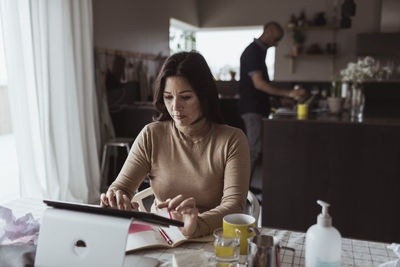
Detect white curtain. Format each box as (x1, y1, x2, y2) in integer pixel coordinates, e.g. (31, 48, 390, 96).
(0, 0, 100, 203)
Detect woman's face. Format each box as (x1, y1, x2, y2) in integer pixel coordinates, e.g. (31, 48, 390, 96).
(163, 76, 202, 127)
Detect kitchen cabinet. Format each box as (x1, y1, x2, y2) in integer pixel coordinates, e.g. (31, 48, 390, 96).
(261, 115, 400, 243)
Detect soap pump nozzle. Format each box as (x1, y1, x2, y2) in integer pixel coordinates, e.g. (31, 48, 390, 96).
(317, 200, 332, 227)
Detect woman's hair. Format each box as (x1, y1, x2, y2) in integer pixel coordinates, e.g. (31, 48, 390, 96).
(153, 51, 224, 124)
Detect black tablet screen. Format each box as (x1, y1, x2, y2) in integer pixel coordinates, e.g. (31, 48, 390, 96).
(43, 199, 184, 227)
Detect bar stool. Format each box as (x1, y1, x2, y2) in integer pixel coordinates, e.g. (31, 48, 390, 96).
(100, 138, 134, 193)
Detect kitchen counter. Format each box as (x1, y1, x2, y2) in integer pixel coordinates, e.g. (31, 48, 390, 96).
(269, 111, 400, 126)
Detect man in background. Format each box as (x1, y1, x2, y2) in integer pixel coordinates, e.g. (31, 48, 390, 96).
(239, 21, 306, 189)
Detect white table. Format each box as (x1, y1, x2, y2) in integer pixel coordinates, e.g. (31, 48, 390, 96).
(2, 198, 398, 267)
(132, 228, 398, 267)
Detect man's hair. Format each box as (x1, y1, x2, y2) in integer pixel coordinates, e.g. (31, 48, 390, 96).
(153, 51, 224, 124)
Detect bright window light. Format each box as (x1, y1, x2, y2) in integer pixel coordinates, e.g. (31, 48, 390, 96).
(0, 18, 20, 203)
(169, 18, 197, 55)
(0, 22, 7, 86)
(196, 27, 276, 81)
(169, 26, 196, 54)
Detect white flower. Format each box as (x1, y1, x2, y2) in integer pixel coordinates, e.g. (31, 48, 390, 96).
(340, 56, 392, 86)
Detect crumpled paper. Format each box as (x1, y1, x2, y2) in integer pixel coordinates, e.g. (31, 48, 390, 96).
(0, 205, 40, 245)
(379, 243, 400, 267)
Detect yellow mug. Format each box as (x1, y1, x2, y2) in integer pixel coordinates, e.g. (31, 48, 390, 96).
(297, 104, 308, 119)
(223, 213, 256, 255)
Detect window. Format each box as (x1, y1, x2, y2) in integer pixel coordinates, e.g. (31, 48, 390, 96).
(0, 19, 20, 203)
(169, 18, 197, 54)
(168, 22, 277, 81)
(196, 27, 276, 81)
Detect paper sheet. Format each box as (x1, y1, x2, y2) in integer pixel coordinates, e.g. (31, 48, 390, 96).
(0, 205, 40, 245)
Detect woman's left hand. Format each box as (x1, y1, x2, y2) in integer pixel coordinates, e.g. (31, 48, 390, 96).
(157, 194, 198, 237)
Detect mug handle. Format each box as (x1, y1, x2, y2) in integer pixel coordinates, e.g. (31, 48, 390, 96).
(280, 246, 295, 267)
(247, 226, 261, 236)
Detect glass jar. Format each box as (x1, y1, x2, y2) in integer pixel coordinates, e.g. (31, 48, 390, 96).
(350, 85, 365, 121)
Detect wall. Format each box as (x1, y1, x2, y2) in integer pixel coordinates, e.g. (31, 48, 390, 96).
(381, 0, 400, 32)
(92, 0, 199, 56)
(197, 0, 382, 81)
(92, 0, 383, 81)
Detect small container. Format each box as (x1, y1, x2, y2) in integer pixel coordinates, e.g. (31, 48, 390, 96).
(213, 227, 240, 263)
(297, 104, 308, 119)
(248, 235, 295, 267)
(327, 97, 342, 114)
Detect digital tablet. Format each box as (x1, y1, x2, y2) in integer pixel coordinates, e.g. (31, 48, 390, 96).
(43, 199, 184, 227)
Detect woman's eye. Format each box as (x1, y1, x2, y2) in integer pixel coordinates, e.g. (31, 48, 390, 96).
(163, 94, 192, 101)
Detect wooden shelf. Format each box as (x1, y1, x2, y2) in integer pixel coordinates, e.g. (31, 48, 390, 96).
(286, 25, 340, 74)
(287, 25, 339, 31)
(286, 53, 337, 74)
(285, 53, 336, 58)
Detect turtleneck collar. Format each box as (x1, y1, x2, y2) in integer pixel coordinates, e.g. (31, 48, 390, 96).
(173, 117, 212, 143)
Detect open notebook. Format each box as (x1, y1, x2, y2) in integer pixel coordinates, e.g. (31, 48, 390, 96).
(126, 210, 213, 252)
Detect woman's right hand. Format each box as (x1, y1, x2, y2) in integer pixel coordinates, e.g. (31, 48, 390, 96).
(100, 189, 139, 211)
(157, 194, 198, 237)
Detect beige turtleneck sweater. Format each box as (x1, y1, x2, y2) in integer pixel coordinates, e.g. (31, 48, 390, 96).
(109, 119, 250, 237)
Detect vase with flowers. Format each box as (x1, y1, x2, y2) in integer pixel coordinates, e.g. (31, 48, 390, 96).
(340, 56, 392, 120)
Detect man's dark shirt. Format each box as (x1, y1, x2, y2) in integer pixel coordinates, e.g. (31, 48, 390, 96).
(239, 39, 270, 115)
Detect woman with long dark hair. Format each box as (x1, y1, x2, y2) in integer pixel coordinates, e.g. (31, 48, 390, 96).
(101, 51, 250, 237)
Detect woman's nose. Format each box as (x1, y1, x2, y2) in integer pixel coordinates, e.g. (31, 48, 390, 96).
(172, 98, 183, 111)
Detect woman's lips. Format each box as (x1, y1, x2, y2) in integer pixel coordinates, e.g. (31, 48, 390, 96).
(174, 115, 185, 120)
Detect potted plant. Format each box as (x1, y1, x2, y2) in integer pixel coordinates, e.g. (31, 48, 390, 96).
(229, 69, 237, 81)
(292, 29, 306, 56)
(327, 80, 342, 114)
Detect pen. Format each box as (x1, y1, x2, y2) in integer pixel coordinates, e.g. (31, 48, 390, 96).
(158, 227, 173, 245)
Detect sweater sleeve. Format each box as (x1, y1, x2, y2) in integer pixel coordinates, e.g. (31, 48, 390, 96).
(192, 129, 251, 237)
(108, 125, 152, 199)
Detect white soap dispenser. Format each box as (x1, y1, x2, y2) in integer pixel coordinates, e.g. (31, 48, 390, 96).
(305, 200, 341, 267)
